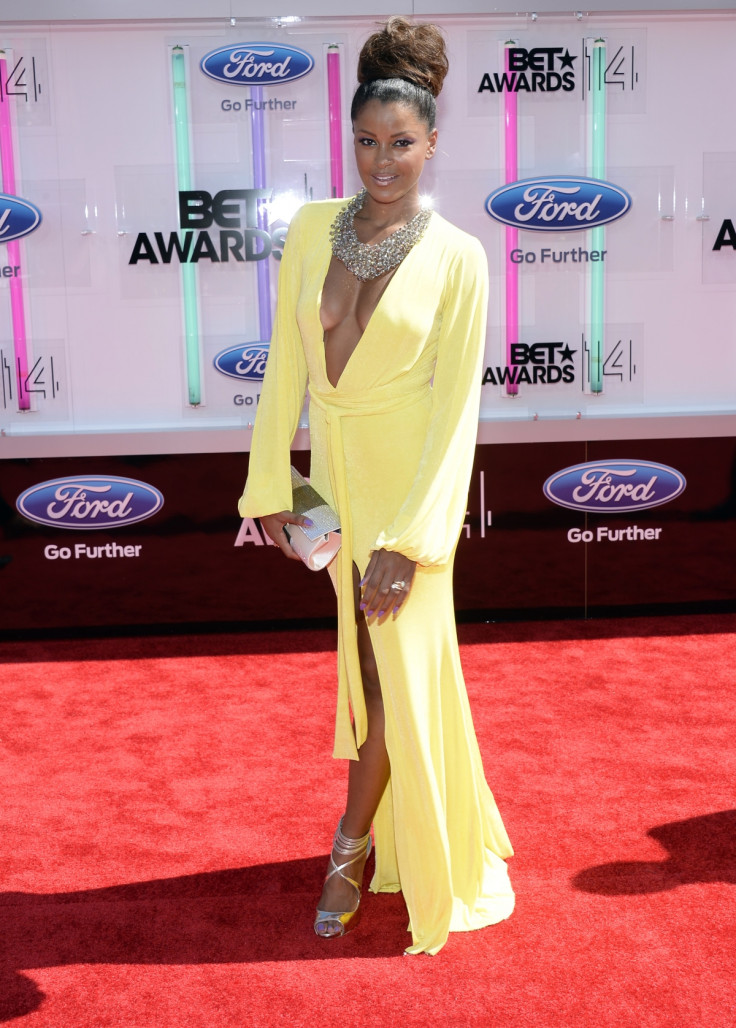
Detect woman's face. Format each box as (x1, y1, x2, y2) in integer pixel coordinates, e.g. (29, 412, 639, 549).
(352, 99, 437, 210)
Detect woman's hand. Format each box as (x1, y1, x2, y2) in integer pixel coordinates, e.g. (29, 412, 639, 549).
(259, 510, 313, 562)
(360, 548, 416, 621)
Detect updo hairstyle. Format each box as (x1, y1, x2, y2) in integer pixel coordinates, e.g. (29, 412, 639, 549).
(351, 17, 449, 130)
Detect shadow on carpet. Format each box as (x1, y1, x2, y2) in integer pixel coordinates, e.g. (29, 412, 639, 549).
(572, 809, 736, 895)
(0, 850, 410, 1022)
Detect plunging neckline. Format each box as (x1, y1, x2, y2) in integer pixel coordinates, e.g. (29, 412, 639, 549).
(318, 241, 417, 392)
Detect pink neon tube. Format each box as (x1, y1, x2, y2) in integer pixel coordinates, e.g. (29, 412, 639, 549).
(327, 45, 343, 198)
(0, 51, 30, 410)
(504, 42, 519, 397)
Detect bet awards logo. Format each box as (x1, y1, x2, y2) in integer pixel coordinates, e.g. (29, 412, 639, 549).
(478, 47, 577, 94)
(483, 341, 576, 387)
(128, 189, 289, 266)
(713, 219, 736, 251)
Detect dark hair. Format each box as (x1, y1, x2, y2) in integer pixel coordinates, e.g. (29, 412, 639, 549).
(351, 16, 448, 130)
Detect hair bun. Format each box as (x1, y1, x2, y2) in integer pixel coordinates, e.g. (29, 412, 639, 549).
(357, 16, 448, 99)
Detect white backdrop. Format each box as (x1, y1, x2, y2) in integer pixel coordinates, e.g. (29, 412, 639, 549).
(1, 10, 735, 453)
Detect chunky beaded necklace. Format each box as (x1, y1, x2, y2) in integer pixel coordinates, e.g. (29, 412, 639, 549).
(329, 189, 432, 282)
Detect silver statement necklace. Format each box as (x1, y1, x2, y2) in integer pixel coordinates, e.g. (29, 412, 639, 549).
(329, 189, 432, 283)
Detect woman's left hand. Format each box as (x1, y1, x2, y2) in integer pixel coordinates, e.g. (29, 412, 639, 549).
(360, 549, 417, 621)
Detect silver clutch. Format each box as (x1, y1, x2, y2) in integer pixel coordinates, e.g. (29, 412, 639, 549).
(283, 466, 341, 571)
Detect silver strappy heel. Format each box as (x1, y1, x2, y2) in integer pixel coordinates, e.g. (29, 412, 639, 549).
(314, 817, 373, 938)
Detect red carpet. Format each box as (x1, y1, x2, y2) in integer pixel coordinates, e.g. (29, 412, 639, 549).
(1, 615, 735, 1026)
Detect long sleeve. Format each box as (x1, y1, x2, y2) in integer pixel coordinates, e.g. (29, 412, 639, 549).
(373, 235, 488, 565)
(238, 206, 309, 519)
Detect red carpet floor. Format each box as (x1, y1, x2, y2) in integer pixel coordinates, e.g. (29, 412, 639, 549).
(1, 614, 735, 1027)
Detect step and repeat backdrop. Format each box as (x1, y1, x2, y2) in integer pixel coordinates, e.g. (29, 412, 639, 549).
(1, 9, 735, 631)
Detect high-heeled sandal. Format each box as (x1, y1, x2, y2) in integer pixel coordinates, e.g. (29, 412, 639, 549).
(314, 817, 373, 938)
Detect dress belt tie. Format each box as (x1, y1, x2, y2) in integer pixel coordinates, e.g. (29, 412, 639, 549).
(309, 383, 429, 417)
(309, 386, 428, 757)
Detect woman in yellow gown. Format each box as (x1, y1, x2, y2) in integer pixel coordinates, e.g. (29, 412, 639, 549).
(239, 17, 514, 955)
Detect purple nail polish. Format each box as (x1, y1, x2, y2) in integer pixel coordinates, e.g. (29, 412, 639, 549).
(360, 576, 367, 587)
(366, 609, 375, 617)
(393, 606, 400, 615)
(303, 517, 314, 527)
(359, 602, 367, 611)
(378, 610, 385, 617)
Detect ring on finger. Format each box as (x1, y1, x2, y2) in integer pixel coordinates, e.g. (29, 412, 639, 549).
(390, 579, 407, 591)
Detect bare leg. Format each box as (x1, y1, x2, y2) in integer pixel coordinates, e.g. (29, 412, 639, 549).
(317, 565, 391, 918)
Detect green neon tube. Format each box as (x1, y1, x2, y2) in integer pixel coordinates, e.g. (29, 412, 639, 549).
(172, 45, 201, 406)
(589, 39, 606, 394)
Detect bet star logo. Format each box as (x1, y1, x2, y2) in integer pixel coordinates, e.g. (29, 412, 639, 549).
(558, 50, 576, 70)
(558, 344, 577, 363)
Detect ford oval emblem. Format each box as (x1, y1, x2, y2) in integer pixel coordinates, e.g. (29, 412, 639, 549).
(485, 177, 631, 232)
(16, 476, 164, 530)
(0, 193, 42, 243)
(543, 460, 686, 513)
(214, 343, 269, 381)
(200, 42, 314, 86)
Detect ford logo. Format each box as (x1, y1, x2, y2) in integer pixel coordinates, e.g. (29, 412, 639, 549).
(543, 460, 686, 513)
(485, 177, 631, 232)
(0, 193, 42, 243)
(16, 476, 164, 530)
(200, 42, 314, 86)
(214, 343, 269, 381)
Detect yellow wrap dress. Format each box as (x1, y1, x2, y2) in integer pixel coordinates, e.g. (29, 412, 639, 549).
(239, 197, 514, 954)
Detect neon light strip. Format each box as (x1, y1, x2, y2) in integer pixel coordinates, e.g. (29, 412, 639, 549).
(250, 84, 272, 341)
(327, 44, 344, 199)
(171, 46, 201, 406)
(589, 39, 606, 394)
(0, 49, 30, 411)
(504, 41, 519, 397)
